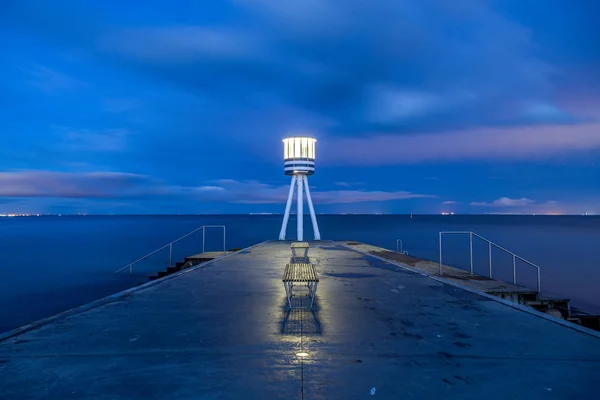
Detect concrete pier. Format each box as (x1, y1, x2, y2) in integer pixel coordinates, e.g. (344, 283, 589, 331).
(1, 241, 599, 399)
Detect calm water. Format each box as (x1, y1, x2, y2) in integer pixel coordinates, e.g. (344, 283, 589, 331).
(1, 214, 599, 333)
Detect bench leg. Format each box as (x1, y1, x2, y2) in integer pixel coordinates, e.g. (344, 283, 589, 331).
(284, 282, 293, 308)
(303, 248, 309, 259)
(309, 282, 318, 309)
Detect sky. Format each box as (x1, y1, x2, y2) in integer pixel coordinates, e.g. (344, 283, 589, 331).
(1, 0, 599, 214)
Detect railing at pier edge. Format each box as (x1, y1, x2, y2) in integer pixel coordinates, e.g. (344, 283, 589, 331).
(115, 225, 226, 275)
(438, 231, 541, 292)
(396, 239, 408, 255)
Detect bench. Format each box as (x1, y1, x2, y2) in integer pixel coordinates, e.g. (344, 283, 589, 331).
(282, 263, 319, 309)
(291, 242, 310, 261)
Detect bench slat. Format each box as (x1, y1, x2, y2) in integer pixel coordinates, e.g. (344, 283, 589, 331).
(282, 263, 318, 282)
(291, 242, 310, 248)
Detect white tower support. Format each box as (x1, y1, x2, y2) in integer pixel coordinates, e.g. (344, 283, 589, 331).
(279, 176, 296, 240)
(279, 137, 321, 241)
(303, 175, 321, 240)
(297, 173, 304, 241)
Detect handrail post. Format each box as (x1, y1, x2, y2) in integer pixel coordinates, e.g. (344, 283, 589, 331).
(129, 263, 132, 275)
(223, 226, 226, 254)
(202, 226, 206, 253)
(488, 241, 492, 278)
(439, 233, 443, 275)
(169, 243, 173, 267)
(512, 254, 516, 284)
(537, 268, 541, 292)
(469, 232, 473, 274)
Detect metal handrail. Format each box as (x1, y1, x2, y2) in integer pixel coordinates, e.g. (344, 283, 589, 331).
(396, 239, 408, 255)
(115, 225, 226, 274)
(439, 231, 541, 292)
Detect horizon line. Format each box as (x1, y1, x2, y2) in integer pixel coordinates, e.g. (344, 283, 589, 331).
(0, 213, 595, 217)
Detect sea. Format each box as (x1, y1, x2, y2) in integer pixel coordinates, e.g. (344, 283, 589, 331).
(1, 214, 599, 333)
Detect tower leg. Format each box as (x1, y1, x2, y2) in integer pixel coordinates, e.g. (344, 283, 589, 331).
(297, 174, 304, 241)
(279, 176, 296, 240)
(303, 175, 321, 240)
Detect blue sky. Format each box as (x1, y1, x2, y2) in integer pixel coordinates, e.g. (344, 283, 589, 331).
(1, 0, 599, 214)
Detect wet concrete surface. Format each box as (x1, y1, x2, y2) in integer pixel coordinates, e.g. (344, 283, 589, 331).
(1, 241, 599, 399)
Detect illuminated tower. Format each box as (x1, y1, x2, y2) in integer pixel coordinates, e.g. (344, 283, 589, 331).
(278, 137, 321, 241)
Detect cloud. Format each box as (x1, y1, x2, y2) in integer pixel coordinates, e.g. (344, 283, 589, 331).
(26, 65, 87, 94)
(442, 201, 459, 205)
(53, 126, 130, 152)
(0, 171, 155, 198)
(0, 172, 432, 204)
(367, 87, 442, 123)
(6, 0, 596, 148)
(334, 181, 364, 187)
(312, 189, 433, 204)
(235, 0, 346, 37)
(99, 26, 263, 62)
(324, 122, 600, 165)
(468, 198, 569, 214)
(470, 197, 535, 207)
(191, 179, 432, 204)
(82, 0, 582, 135)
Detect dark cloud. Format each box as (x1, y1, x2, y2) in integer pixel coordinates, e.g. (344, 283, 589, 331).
(97, 3, 564, 135)
(6, 0, 595, 137)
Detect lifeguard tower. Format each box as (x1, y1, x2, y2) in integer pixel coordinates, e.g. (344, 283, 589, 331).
(278, 137, 321, 241)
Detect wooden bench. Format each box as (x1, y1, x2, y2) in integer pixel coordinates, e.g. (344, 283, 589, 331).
(282, 263, 319, 309)
(291, 242, 310, 261)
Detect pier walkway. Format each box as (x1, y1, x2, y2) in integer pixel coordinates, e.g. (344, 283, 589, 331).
(1, 241, 599, 399)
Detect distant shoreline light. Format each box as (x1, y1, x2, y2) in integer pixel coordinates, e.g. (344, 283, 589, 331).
(0, 213, 43, 217)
